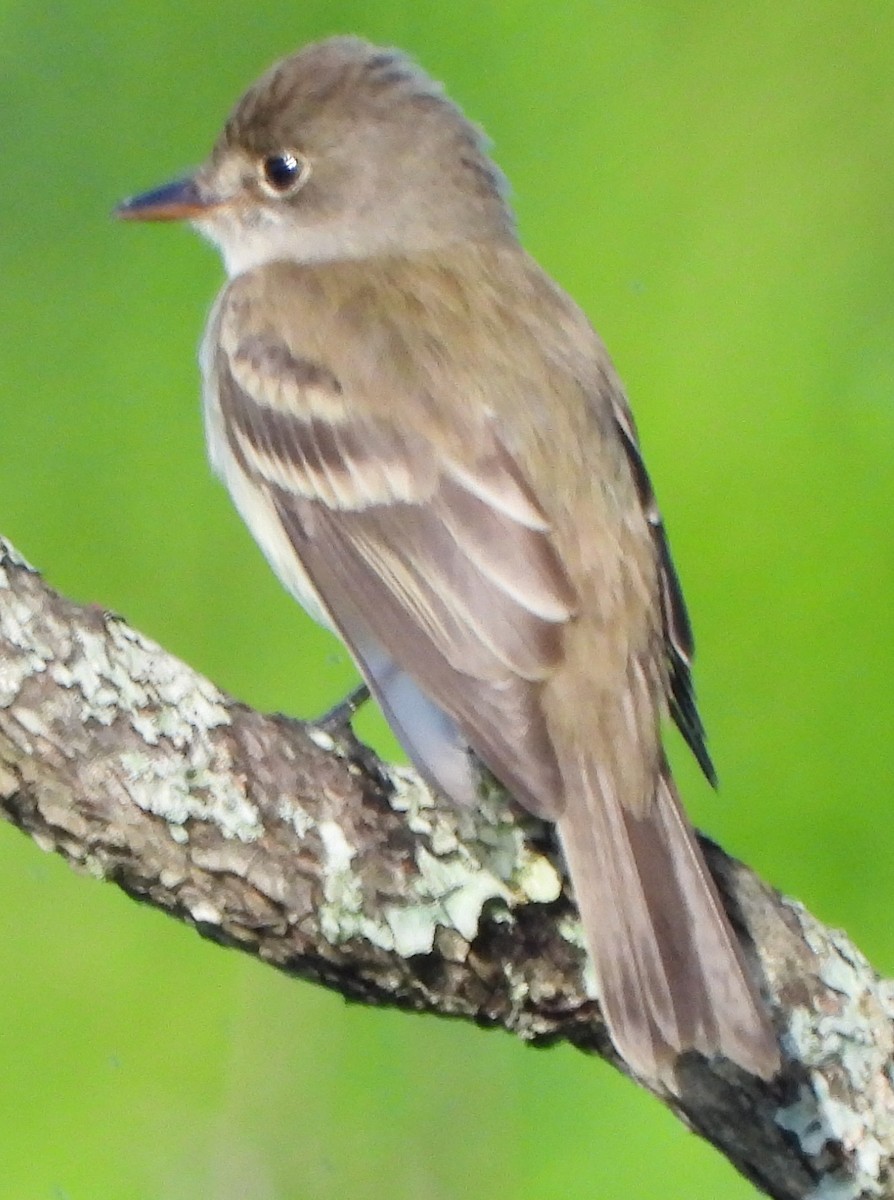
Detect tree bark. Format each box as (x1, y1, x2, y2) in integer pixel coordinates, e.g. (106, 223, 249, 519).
(0, 535, 891, 1199)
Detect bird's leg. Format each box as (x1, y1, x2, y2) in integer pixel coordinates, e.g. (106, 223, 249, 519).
(313, 683, 392, 795)
(316, 683, 371, 733)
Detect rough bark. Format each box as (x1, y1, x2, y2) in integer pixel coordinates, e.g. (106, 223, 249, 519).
(0, 535, 891, 1199)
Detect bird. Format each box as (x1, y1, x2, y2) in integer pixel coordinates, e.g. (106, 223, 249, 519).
(116, 35, 779, 1086)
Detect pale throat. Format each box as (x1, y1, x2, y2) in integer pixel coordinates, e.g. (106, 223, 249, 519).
(193, 201, 496, 277)
(193, 210, 320, 277)
(193, 205, 420, 276)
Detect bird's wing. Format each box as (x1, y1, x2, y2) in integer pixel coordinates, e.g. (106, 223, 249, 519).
(209, 279, 578, 819)
(608, 394, 716, 784)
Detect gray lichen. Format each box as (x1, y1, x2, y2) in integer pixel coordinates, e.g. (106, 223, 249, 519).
(775, 901, 894, 1199)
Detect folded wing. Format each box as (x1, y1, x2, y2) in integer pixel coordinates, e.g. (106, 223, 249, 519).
(215, 325, 578, 818)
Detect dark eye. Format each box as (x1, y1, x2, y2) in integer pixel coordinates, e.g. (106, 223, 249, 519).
(259, 151, 308, 196)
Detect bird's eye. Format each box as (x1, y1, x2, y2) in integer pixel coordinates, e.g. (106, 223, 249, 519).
(259, 151, 308, 196)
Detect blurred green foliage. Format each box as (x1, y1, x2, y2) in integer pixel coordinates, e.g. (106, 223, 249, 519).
(1, 2, 892, 1197)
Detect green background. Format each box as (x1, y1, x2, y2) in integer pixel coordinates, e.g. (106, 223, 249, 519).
(1, 2, 892, 1197)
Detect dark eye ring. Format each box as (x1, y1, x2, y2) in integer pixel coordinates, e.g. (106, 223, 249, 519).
(259, 151, 308, 196)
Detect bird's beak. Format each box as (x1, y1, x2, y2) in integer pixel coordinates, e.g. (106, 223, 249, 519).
(115, 174, 220, 222)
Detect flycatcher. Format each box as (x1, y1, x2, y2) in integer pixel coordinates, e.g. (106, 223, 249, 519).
(117, 36, 778, 1085)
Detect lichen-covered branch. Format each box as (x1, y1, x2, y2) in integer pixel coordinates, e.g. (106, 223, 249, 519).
(0, 534, 891, 1199)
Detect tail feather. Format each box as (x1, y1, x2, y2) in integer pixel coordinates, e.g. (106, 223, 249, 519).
(557, 753, 778, 1085)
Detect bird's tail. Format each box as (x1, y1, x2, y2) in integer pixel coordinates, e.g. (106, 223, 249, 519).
(555, 753, 779, 1086)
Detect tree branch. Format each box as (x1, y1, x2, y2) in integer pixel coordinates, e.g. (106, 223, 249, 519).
(0, 535, 891, 1199)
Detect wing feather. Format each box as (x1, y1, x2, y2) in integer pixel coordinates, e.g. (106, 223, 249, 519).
(609, 394, 716, 784)
(215, 329, 576, 818)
